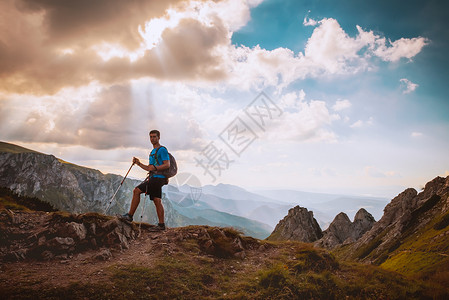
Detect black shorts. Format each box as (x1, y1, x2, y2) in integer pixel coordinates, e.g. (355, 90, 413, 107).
(136, 177, 166, 200)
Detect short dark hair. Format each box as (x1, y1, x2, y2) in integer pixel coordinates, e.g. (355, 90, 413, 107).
(149, 130, 160, 138)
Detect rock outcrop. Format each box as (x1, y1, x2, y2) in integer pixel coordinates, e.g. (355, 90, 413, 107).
(352, 208, 376, 238)
(0, 210, 140, 261)
(0, 151, 133, 215)
(267, 206, 323, 242)
(0, 209, 262, 262)
(343, 176, 449, 264)
(315, 208, 375, 249)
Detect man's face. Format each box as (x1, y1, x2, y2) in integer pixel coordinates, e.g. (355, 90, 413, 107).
(149, 133, 159, 145)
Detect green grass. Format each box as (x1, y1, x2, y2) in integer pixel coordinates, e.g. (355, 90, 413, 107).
(381, 210, 449, 275)
(382, 251, 447, 275)
(353, 229, 387, 260)
(378, 195, 449, 296)
(0, 141, 40, 154)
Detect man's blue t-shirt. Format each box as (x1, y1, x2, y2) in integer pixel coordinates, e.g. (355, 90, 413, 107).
(149, 146, 169, 178)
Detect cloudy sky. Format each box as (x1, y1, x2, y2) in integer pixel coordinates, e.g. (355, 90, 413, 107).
(1, 0, 448, 198)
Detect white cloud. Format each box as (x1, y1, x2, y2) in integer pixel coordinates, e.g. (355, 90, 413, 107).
(217, 17, 429, 92)
(303, 17, 318, 27)
(303, 10, 318, 27)
(374, 37, 429, 62)
(332, 99, 352, 111)
(350, 117, 373, 128)
(302, 19, 429, 76)
(365, 166, 385, 178)
(0, 81, 209, 151)
(364, 166, 401, 178)
(269, 92, 338, 143)
(350, 120, 364, 128)
(308, 167, 337, 177)
(411, 132, 423, 138)
(304, 19, 367, 74)
(0, 1, 431, 157)
(279, 90, 306, 110)
(0, 1, 429, 95)
(400, 78, 419, 94)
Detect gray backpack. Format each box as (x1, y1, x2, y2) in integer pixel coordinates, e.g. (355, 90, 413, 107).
(153, 146, 178, 179)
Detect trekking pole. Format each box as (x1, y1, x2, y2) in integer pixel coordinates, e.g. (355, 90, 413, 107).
(104, 162, 135, 214)
(138, 175, 150, 236)
(138, 195, 148, 237)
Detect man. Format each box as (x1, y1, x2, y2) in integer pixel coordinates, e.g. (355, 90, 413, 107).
(119, 130, 169, 230)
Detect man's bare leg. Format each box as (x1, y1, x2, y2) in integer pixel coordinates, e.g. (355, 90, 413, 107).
(153, 197, 165, 224)
(128, 187, 143, 216)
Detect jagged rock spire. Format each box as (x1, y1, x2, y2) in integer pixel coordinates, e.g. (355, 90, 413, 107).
(266, 206, 323, 242)
(314, 208, 376, 249)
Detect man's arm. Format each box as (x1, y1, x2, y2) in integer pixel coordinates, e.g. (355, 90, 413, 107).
(133, 157, 170, 172)
(156, 160, 170, 171)
(133, 157, 152, 172)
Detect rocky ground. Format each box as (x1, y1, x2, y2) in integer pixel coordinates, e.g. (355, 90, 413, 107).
(1, 209, 446, 299)
(0, 210, 270, 298)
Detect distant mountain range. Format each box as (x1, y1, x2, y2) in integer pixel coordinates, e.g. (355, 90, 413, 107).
(175, 182, 389, 229)
(0, 141, 389, 239)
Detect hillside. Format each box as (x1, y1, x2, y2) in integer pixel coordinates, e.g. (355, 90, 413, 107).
(1, 204, 446, 299)
(333, 175, 449, 288)
(262, 175, 449, 295)
(0, 141, 41, 154)
(0, 141, 270, 238)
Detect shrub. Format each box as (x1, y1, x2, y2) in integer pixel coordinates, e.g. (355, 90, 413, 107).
(259, 264, 289, 289)
(294, 247, 339, 272)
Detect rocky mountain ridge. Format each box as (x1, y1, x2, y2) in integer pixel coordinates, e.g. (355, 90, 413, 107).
(267, 205, 375, 249)
(267, 175, 449, 282)
(0, 149, 131, 214)
(339, 175, 449, 267)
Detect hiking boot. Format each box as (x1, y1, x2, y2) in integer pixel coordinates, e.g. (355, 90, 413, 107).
(117, 213, 133, 222)
(149, 223, 166, 232)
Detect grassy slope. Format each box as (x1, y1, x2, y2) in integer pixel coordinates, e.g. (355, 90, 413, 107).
(380, 208, 449, 286)
(1, 237, 444, 299)
(333, 190, 449, 295)
(0, 141, 40, 154)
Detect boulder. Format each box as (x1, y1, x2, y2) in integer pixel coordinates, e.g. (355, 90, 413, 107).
(57, 222, 87, 241)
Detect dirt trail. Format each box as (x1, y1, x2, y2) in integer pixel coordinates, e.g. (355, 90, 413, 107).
(0, 229, 166, 289)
